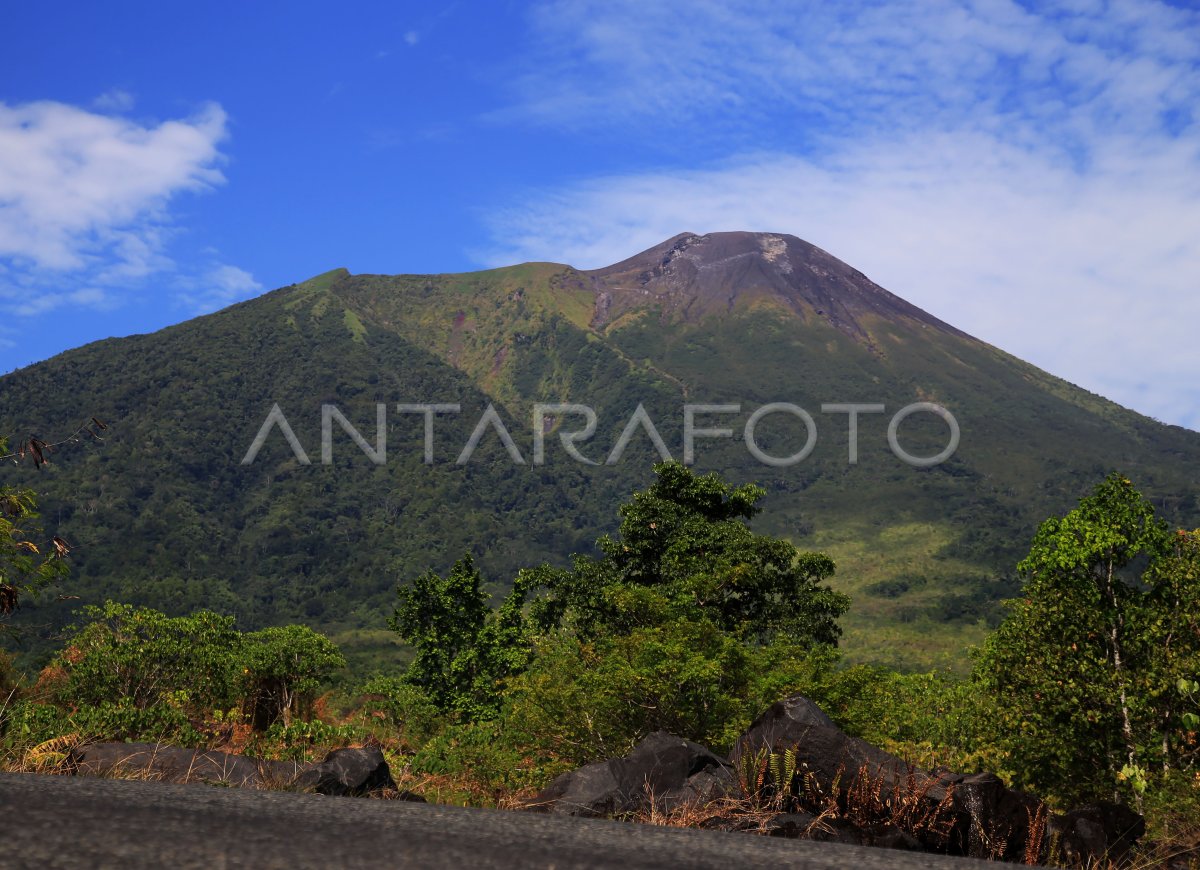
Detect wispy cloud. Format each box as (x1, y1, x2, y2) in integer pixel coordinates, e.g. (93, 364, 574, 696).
(506, 0, 1199, 148)
(0, 98, 260, 321)
(1, 286, 116, 318)
(92, 89, 136, 113)
(176, 263, 263, 314)
(483, 1, 1200, 430)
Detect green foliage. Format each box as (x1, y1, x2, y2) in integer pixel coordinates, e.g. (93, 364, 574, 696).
(357, 675, 443, 747)
(975, 475, 1200, 806)
(0, 483, 68, 627)
(0, 698, 71, 748)
(530, 461, 849, 646)
(409, 719, 555, 800)
(52, 602, 243, 715)
(241, 625, 346, 729)
(490, 462, 854, 764)
(1140, 532, 1200, 774)
(33, 602, 345, 744)
(72, 701, 204, 745)
(251, 719, 359, 762)
(388, 555, 535, 720)
(506, 619, 753, 762)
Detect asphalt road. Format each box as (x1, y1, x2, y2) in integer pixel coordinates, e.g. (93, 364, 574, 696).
(0, 772, 992, 869)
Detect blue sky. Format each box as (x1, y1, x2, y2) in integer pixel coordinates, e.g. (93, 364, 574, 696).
(2, 0, 1198, 429)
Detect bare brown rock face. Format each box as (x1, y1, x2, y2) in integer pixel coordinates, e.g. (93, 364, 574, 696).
(586, 231, 968, 345)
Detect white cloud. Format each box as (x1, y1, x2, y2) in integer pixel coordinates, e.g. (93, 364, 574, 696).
(0, 99, 227, 271)
(0, 98, 253, 328)
(92, 89, 135, 113)
(508, 0, 1200, 147)
(483, 0, 1200, 430)
(404, 30, 420, 46)
(179, 263, 263, 313)
(1, 285, 116, 317)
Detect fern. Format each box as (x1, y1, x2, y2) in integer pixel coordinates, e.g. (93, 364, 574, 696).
(23, 732, 81, 771)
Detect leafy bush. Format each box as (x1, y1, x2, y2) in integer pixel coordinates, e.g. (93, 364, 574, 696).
(251, 719, 359, 762)
(409, 718, 563, 805)
(50, 602, 242, 716)
(0, 700, 70, 749)
(506, 625, 881, 766)
(19, 602, 347, 746)
(241, 624, 346, 729)
(357, 675, 443, 748)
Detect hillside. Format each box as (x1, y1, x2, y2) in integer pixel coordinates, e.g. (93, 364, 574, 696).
(3, 231, 1198, 670)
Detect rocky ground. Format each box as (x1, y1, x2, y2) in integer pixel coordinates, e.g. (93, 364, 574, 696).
(43, 694, 1169, 867)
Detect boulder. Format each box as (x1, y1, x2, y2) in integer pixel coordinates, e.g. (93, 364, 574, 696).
(529, 731, 735, 817)
(67, 742, 411, 799)
(731, 694, 910, 796)
(732, 694, 1144, 864)
(293, 746, 399, 797)
(67, 742, 307, 788)
(524, 695, 1147, 864)
(1049, 803, 1146, 866)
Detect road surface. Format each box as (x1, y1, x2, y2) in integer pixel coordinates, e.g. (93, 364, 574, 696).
(0, 772, 992, 869)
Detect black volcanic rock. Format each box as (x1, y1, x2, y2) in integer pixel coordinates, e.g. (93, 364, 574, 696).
(292, 746, 399, 797)
(68, 743, 309, 789)
(528, 731, 735, 817)
(68, 742, 411, 799)
(534, 696, 1147, 863)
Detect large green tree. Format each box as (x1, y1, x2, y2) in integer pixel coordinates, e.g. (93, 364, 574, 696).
(1139, 529, 1200, 776)
(388, 463, 849, 737)
(389, 554, 537, 720)
(975, 474, 1200, 805)
(529, 461, 849, 645)
(500, 462, 852, 760)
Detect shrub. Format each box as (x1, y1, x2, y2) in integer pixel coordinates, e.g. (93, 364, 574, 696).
(240, 625, 346, 730)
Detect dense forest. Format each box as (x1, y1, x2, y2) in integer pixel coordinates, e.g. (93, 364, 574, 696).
(3, 250, 1200, 675)
(3, 459, 1198, 863)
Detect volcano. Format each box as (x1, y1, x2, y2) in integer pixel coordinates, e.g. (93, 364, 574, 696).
(3, 232, 1197, 670)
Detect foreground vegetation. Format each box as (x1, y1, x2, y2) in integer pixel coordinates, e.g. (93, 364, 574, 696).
(3, 462, 1199, 863)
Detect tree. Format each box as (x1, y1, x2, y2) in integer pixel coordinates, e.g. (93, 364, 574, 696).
(51, 602, 243, 714)
(1, 420, 106, 629)
(974, 473, 1188, 805)
(1139, 529, 1200, 776)
(389, 554, 536, 719)
(0, 485, 68, 623)
(240, 625, 346, 729)
(501, 463, 853, 761)
(530, 461, 849, 645)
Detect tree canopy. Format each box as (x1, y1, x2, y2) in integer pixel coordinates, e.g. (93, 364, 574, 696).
(528, 461, 849, 645)
(976, 473, 1200, 805)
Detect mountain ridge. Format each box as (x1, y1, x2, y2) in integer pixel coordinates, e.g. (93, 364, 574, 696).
(3, 230, 1197, 671)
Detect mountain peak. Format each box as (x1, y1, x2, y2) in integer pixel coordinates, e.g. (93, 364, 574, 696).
(586, 231, 966, 343)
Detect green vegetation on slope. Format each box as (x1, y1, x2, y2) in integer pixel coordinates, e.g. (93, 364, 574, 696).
(2, 254, 1199, 671)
